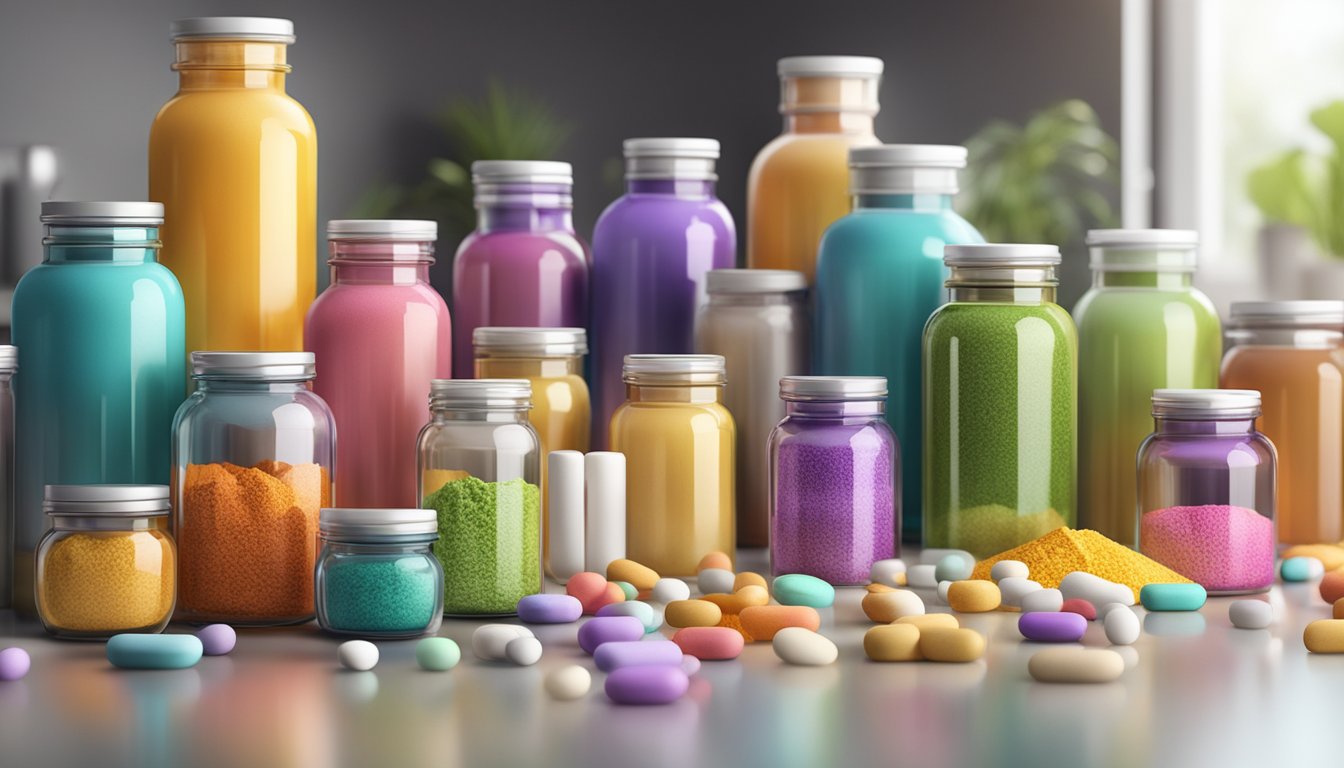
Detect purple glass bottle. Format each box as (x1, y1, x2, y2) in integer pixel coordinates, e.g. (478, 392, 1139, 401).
(452, 161, 589, 377)
(590, 139, 736, 448)
(769, 376, 898, 584)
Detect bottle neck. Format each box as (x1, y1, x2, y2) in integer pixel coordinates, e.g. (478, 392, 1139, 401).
(43, 226, 161, 264)
(194, 380, 310, 394)
(476, 205, 573, 234)
(785, 400, 885, 420)
(708, 292, 806, 308)
(780, 75, 879, 135)
(475, 356, 582, 378)
(174, 40, 290, 91)
(626, 383, 723, 405)
(328, 241, 434, 286)
(854, 193, 953, 212)
(785, 112, 875, 135)
(948, 265, 1058, 304)
(626, 179, 717, 198)
(1153, 417, 1257, 436)
(1093, 270, 1194, 289)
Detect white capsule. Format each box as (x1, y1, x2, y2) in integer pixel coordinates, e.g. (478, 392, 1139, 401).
(1097, 602, 1130, 622)
(936, 580, 952, 605)
(870, 558, 907, 587)
(544, 664, 592, 700)
(1020, 588, 1064, 613)
(651, 577, 691, 604)
(472, 624, 534, 661)
(698, 567, 735, 595)
(1028, 647, 1125, 683)
(998, 577, 1043, 607)
(1229, 600, 1273, 630)
(505, 636, 543, 666)
(337, 640, 379, 671)
(1060, 571, 1135, 607)
(920, 548, 975, 567)
(772, 627, 839, 666)
(1103, 605, 1140, 645)
(908, 564, 939, 589)
(990, 560, 1029, 582)
(934, 554, 974, 583)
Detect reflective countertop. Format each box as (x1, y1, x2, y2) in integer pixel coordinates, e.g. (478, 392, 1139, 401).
(0, 549, 1339, 768)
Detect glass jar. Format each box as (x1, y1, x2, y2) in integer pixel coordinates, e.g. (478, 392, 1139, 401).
(417, 379, 541, 616)
(769, 376, 897, 584)
(315, 508, 444, 638)
(0, 346, 14, 609)
(923, 244, 1077, 558)
(36, 485, 176, 639)
(1221, 301, 1342, 546)
(1074, 230, 1221, 547)
(172, 352, 335, 625)
(1137, 390, 1276, 594)
(695, 269, 809, 547)
(610, 355, 735, 576)
(306, 219, 451, 509)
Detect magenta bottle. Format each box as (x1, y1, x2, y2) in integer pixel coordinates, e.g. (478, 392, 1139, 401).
(590, 139, 736, 447)
(305, 220, 452, 508)
(452, 161, 589, 377)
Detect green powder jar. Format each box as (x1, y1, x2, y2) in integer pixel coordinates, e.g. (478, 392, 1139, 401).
(922, 244, 1077, 558)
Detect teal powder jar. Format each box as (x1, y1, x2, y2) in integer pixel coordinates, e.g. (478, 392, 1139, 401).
(813, 146, 983, 543)
(11, 202, 185, 613)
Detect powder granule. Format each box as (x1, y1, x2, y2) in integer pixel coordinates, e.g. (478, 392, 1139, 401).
(972, 527, 1190, 600)
(1140, 505, 1274, 593)
(425, 475, 540, 615)
(39, 531, 175, 633)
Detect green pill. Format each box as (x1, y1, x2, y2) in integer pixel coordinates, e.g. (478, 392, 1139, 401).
(415, 637, 461, 671)
(614, 581, 638, 601)
(1139, 583, 1207, 612)
(772, 574, 836, 608)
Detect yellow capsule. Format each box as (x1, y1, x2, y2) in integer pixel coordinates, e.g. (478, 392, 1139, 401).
(863, 624, 922, 662)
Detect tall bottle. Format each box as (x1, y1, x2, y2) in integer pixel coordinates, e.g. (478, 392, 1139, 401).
(305, 220, 451, 508)
(590, 139, 736, 448)
(452, 161, 589, 377)
(11, 202, 185, 611)
(814, 145, 983, 542)
(149, 17, 317, 354)
(747, 56, 882, 282)
(1073, 230, 1221, 546)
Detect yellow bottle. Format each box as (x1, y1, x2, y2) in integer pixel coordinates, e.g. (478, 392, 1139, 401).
(149, 17, 317, 354)
(747, 56, 882, 282)
(610, 355, 735, 577)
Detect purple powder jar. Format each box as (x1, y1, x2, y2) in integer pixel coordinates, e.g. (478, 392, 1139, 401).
(769, 376, 899, 584)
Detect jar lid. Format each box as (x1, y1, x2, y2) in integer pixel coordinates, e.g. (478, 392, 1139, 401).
(623, 138, 719, 181)
(319, 508, 439, 538)
(41, 201, 164, 227)
(1086, 229, 1199, 272)
(850, 145, 966, 195)
(1229, 300, 1344, 328)
(191, 351, 316, 381)
(44, 484, 170, 516)
(943, 243, 1062, 267)
(429, 378, 532, 409)
(170, 17, 296, 43)
(778, 56, 884, 78)
(327, 220, 438, 242)
(850, 145, 967, 169)
(622, 354, 726, 385)
(471, 160, 572, 186)
(472, 327, 588, 356)
(780, 376, 887, 401)
(0, 345, 15, 373)
(706, 269, 807, 295)
(1151, 388, 1261, 419)
(1086, 229, 1199, 248)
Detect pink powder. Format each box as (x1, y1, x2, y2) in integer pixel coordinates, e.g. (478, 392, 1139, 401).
(1140, 504, 1275, 593)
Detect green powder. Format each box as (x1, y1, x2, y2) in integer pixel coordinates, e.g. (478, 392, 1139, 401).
(321, 555, 440, 635)
(424, 475, 541, 615)
(923, 301, 1077, 558)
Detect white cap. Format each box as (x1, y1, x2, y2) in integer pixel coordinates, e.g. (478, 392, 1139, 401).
(943, 244, 1062, 267)
(622, 354, 726, 385)
(319, 508, 438, 538)
(778, 56, 884, 78)
(706, 269, 807, 295)
(779, 376, 887, 401)
(327, 220, 437, 242)
(1229, 300, 1344, 328)
(623, 138, 720, 180)
(472, 327, 588, 356)
(471, 160, 572, 186)
(0, 346, 15, 373)
(429, 379, 532, 409)
(41, 201, 163, 227)
(1151, 388, 1261, 419)
(849, 145, 967, 195)
(1086, 229, 1199, 248)
(191, 351, 315, 381)
(1086, 229, 1199, 272)
(170, 17, 295, 43)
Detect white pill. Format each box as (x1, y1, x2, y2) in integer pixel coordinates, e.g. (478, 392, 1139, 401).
(1060, 571, 1134, 607)
(651, 578, 691, 604)
(772, 627, 838, 666)
(698, 568, 735, 595)
(337, 640, 379, 671)
(1029, 647, 1125, 683)
(1020, 588, 1064, 613)
(998, 577, 1042, 607)
(920, 548, 975, 567)
(1097, 602, 1130, 622)
(649, 604, 665, 632)
(1229, 600, 1273, 630)
(936, 581, 952, 605)
(908, 564, 939, 589)
(472, 624, 534, 661)
(504, 636, 543, 666)
(990, 560, 1029, 582)
(870, 558, 907, 586)
(934, 554, 974, 583)
(1103, 605, 1140, 645)
(544, 664, 592, 700)
(681, 654, 701, 676)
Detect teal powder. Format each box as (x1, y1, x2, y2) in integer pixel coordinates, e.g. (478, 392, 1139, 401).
(322, 555, 440, 632)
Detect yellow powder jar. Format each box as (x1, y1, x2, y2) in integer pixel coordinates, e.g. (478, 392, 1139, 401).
(610, 354, 735, 577)
(36, 485, 176, 639)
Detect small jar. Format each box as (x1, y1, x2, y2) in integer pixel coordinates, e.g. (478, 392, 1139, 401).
(315, 508, 444, 638)
(417, 379, 542, 616)
(1137, 389, 1277, 594)
(36, 485, 176, 639)
(769, 376, 898, 584)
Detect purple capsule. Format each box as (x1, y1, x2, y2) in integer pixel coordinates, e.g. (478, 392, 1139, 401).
(593, 640, 683, 672)
(1019, 611, 1088, 643)
(196, 624, 236, 656)
(605, 665, 690, 705)
(578, 616, 645, 655)
(0, 647, 31, 681)
(517, 594, 583, 624)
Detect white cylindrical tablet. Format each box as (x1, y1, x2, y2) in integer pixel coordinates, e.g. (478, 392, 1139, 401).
(1103, 605, 1140, 645)
(908, 564, 938, 589)
(1028, 647, 1125, 683)
(998, 577, 1042, 607)
(1229, 600, 1273, 629)
(585, 452, 626, 573)
(652, 577, 691, 604)
(990, 560, 1029, 582)
(772, 627, 838, 666)
(1060, 571, 1135, 607)
(505, 636, 544, 666)
(472, 624, 534, 660)
(1020, 588, 1064, 613)
(548, 450, 586, 582)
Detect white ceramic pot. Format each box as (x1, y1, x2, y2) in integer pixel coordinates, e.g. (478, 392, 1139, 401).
(1259, 223, 1322, 299)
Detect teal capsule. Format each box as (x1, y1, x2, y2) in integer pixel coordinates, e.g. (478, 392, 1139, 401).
(614, 581, 638, 601)
(1139, 583, 1207, 612)
(1280, 556, 1324, 583)
(772, 574, 836, 608)
(107, 634, 203, 670)
(934, 553, 974, 583)
(415, 637, 461, 671)
(597, 600, 659, 633)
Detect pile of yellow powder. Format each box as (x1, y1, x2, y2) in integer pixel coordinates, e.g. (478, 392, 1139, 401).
(972, 527, 1190, 600)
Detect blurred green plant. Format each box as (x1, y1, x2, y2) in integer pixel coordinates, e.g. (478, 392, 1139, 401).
(1247, 100, 1344, 257)
(959, 99, 1119, 247)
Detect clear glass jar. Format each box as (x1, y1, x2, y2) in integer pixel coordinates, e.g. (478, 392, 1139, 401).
(315, 508, 444, 638)
(610, 355, 735, 576)
(0, 346, 14, 609)
(1137, 389, 1277, 594)
(696, 270, 809, 548)
(36, 485, 176, 639)
(923, 244, 1077, 558)
(769, 376, 897, 584)
(172, 352, 335, 625)
(1221, 301, 1344, 546)
(417, 379, 541, 616)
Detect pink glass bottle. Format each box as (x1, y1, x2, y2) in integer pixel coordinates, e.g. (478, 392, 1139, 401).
(305, 220, 452, 508)
(452, 161, 590, 377)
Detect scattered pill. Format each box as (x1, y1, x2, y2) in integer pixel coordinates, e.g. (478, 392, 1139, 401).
(697, 551, 732, 573)
(948, 580, 1001, 613)
(935, 553, 974, 583)
(1280, 556, 1325, 582)
(1060, 598, 1097, 621)
(337, 639, 378, 672)
(734, 571, 768, 592)
(594, 640, 684, 672)
(566, 572, 612, 614)
(861, 589, 925, 623)
(1229, 600, 1273, 630)
(698, 568, 735, 596)
(864, 624, 922, 662)
(870, 558, 907, 586)
(107, 634, 203, 670)
(1305, 619, 1344, 653)
(920, 548, 975, 567)
(1335, 597, 1344, 620)
(703, 585, 769, 614)
(866, 582, 896, 593)
(472, 624, 534, 660)
(664, 599, 722, 628)
(651, 578, 691, 604)
(739, 605, 821, 641)
(936, 581, 951, 605)
(607, 559, 659, 592)
(606, 665, 690, 705)
(990, 560, 1029, 582)
(415, 637, 461, 671)
(772, 627, 838, 666)
(1020, 588, 1064, 613)
(578, 616, 645, 655)
(545, 665, 592, 701)
(196, 624, 236, 656)
(918, 627, 985, 662)
(597, 600, 659, 633)
(772, 573, 835, 608)
(895, 613, 959, 631)
(517, 594, 584, 624)
(907, 564, 938, 589)
(1282, 544, 1344, 571)
(1140, 583, 1207, 612)
(614, 581, 638, 600)
(1320, 571, 1344, 604)
(1028, 647, 1124, 683)
(1103, 606, 1140, 645)
(680, 654, 701, 676)
(1019, 612, 1087, 643)
(998, 577, 1042, 607)
(1060, 571, 1135, 607)
(0, 648, 31, 681)
(671, 627, 745, 660)
(505, 636, 543, 666)
(588, 582, 627, 614)
(1097, 602, 1130, 621)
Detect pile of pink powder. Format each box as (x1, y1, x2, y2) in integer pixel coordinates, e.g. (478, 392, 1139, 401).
(1140, 504, 1275, 593)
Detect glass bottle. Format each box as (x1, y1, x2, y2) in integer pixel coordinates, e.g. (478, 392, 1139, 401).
(1221, 301, 1343, 546)
(1074, 230, 1221, 547)
(610, 355, 735, 576)
(769, 376, 897, 584)
(149, 17, 317, 354)
(814, 144, 983, 542)
(695, 269, 809, 547)
(747, 56, 882, 282)
(452, 161, 589, 377)
(417, 379, 542, 616)
(172, 352, 334, 625)
(923, 244, 1077, 558)
(0, 346, 14, 609)
(305, 220, 451, 508)
(591, 138, 736, 448)
(11, 202, 185, 614)
(1137, 389, 1276, 594)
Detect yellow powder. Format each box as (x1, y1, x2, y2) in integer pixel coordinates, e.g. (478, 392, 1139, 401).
(39, 531, 175, 633)
(972, 527, 1190, 600)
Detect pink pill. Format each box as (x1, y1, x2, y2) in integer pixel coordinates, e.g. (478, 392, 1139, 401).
(593, 640, 683, 672)
(566, 572, 609, 613)
(671, 627, 744, 660)
(577, 616, 645, 655)
(1060, 598, 1097, 621)
(605, 665, 690, 705)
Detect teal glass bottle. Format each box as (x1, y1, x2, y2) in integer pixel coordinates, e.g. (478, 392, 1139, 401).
(10, 202, 185, 612)
(813, 145, 983, 542)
